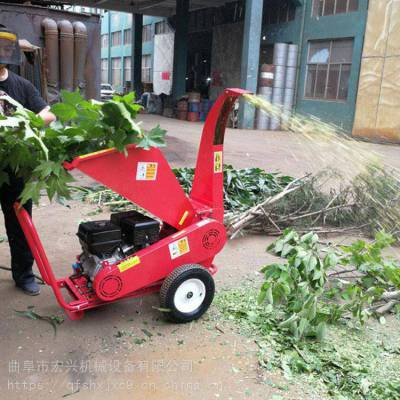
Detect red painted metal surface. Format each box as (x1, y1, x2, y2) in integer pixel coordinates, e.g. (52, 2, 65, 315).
(93, 219, 226, 301)
(64, 146, 196, 230)
(191, 88, 251, 222)
(14, 88, 251, 319)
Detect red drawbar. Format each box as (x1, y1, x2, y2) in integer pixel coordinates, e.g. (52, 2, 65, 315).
(14, 88, 251, 319)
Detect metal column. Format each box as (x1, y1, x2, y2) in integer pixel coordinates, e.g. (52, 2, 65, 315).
(238, 0, 264, 129)
(107, 11, 112, 84)
(131, 13, 143, 96)
(172, 0, 189, 100)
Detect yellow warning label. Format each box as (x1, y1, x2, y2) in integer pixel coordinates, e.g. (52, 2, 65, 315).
(178, 238, 189, 254)
(136, 162, 158, 181)
(79, 148, 113, 159)
(178, 211, 189, 226)
(146, 163, 157, 180)
(169, 237, 190, 260)
(118, 256, 141, 272)
(214, 151, 223, 173)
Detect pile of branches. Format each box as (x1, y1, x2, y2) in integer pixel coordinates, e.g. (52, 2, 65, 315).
(227, 165, 400, 240)
(174, 165, 293, 212)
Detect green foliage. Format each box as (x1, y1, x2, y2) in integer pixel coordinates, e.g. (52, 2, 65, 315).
(259, 229, 399, 341)
(340, 231, 400, 289)
(259, 229, 339, 341)
(14, 306, 64, 336)
(173, 165, 293, 212)
(0, 91, 166, 204)
(215, 286, 400, 400)
(135, 125, 166, 150)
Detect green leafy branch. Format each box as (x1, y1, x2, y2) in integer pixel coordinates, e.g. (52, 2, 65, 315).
(14, 306, 64, 337)
(259, 229, 400, 341)
(0, 90, 167, 204)
(173, 165, 293, 212)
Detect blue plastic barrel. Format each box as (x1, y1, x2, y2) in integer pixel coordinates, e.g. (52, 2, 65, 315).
(188, 102, 200, 113)
(200, 99, 210, 112)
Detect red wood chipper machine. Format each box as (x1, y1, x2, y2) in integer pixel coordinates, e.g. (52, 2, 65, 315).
(14, 88, 250, 321)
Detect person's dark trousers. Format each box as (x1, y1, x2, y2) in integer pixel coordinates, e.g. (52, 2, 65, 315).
(0, 171, 34, 285)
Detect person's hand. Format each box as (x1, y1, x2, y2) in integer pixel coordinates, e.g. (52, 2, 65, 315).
(37, 106, 56, 126)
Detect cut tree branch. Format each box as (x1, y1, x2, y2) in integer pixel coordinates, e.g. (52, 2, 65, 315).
(228, 175, 310, 238)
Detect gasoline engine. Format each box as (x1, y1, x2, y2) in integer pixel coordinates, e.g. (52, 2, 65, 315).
(76, 211, 160, 281)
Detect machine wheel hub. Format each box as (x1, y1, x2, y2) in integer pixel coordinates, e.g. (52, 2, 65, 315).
(174, 279, 206, 313)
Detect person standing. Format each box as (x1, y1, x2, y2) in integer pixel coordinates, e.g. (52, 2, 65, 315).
(0, 25, 55, 295)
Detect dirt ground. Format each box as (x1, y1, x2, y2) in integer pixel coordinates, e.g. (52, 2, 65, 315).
(1, 117, 399, 400)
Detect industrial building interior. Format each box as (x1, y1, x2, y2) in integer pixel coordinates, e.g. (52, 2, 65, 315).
(0, 1, 398, 141)
(0, 0, 265, 129)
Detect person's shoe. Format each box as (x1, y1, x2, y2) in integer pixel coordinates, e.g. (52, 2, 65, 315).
(16, 280, 40, 296)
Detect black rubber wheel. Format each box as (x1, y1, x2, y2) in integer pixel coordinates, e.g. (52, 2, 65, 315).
(160, 264, 215, 323)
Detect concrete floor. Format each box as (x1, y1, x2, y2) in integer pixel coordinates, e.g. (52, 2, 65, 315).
(0, 115, 399, 399)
